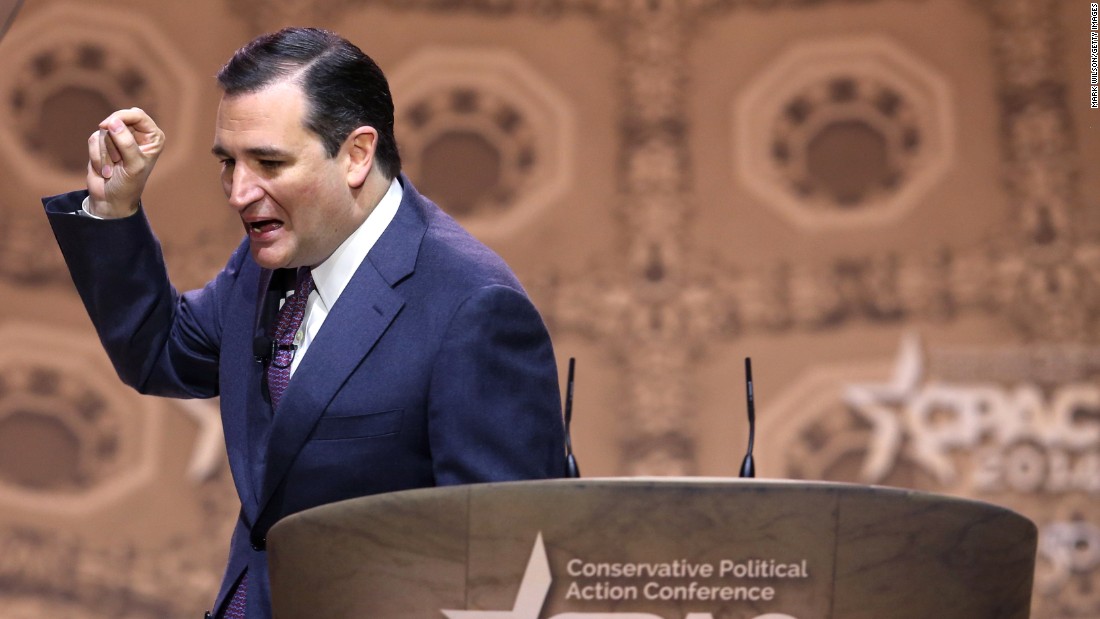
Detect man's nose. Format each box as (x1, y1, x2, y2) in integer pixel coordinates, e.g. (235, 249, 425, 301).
(227, 166, 264, 210)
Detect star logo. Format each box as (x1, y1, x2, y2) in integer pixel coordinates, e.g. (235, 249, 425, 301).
(843, 331, 924, 483)
(442, 533, 551, 619)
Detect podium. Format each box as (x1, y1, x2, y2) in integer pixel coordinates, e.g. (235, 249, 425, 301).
(267, 478, 1037, 619)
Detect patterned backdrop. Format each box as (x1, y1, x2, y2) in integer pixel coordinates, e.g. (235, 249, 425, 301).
(0, 0, 1096, 617)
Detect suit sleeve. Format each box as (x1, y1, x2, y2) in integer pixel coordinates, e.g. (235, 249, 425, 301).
(427, 284, 566, 483)
(43, 189, 231, 398)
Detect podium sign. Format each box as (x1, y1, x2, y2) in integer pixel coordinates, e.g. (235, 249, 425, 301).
(268, 479, 1036, 619)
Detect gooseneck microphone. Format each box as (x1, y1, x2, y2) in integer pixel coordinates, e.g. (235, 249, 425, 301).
(739, 357, 756, 478)
(564, 357, 581, 478)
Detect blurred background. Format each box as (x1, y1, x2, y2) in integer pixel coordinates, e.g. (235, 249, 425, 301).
(0, 0, 1097, 616)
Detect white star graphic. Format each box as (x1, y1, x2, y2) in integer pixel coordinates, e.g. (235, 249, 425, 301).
(442, 533, 552, 619)
(843, 332, 924, 483)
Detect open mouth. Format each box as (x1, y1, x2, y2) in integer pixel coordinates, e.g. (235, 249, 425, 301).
(249, 219, 283, 234)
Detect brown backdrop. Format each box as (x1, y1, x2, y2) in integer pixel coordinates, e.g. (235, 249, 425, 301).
(0, 1, 1096, 617)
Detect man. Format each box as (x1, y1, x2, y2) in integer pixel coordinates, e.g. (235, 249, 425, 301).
(43, 28, 566, 619)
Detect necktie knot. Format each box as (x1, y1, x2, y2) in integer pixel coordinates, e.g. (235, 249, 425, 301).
(293, 266, 315, 300)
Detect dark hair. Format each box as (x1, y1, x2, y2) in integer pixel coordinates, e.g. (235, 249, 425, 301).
(216, 27, 401, 178)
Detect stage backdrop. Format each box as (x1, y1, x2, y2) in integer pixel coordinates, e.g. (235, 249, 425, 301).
(0, 1, 1096, 617)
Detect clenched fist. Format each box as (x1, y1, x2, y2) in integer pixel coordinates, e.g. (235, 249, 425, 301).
(86, 107, 166, 219)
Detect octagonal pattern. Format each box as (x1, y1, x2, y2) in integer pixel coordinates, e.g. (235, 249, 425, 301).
(735, 35, 955, 231)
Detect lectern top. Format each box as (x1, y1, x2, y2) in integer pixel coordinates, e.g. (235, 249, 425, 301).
(269, 479, 1036, 619)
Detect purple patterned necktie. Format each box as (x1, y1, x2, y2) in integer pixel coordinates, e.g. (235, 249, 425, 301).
(266, 267, 314, 410)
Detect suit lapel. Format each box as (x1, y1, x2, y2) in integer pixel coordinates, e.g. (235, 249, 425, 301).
(218, 264, 279, 520)
(246, 268, 283, 508)
(256, 265, 403, 514)
(253, 177, 428, 527)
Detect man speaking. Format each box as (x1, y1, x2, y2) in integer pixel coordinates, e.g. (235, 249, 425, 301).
(43, 27, 565, 619)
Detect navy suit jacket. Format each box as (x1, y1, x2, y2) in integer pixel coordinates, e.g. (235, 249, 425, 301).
(44, 176, 565, 619)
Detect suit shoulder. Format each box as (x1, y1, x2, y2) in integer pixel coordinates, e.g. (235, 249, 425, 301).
(416, 201, 525, 292)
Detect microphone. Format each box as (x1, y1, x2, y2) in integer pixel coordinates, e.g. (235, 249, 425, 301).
(564, 357, 581, 478)
(254, 335, 299, 368)
(739, 357, 756, 478)
(254, 268, 291, 364)
(253, 335, 274, 363)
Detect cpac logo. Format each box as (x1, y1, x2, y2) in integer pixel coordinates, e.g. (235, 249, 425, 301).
(844, 333, 1100, 489)
(442, 534, 798, 619)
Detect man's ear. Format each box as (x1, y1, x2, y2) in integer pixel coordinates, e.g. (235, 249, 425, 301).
(345, 126, 379, 188)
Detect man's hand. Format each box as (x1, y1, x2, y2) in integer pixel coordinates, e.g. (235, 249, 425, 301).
(86, 108, 166, 219)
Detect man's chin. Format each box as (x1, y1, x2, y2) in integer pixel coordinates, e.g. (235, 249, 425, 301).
(249, 245, 292, 270)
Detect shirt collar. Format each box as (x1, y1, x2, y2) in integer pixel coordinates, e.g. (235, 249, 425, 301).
(309, 177, 403, 309)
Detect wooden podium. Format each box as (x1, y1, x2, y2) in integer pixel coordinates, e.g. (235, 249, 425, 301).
(267, 479, 1037, 619)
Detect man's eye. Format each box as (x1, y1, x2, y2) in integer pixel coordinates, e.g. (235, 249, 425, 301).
(220, 159, 235, 169)
(259, 160, 284, 170)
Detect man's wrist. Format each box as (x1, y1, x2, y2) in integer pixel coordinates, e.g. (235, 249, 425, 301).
(79, 196, 105, 220)
(82, 196, 139, 219)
